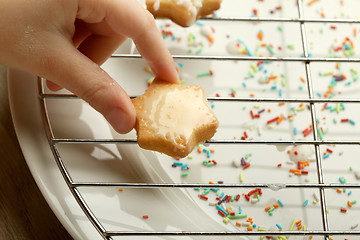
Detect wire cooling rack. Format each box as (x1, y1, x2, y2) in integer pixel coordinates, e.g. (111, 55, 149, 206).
(38, 0, 360, 239)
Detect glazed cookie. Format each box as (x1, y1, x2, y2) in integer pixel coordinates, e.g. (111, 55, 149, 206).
(132, 80, 218, 158)
(146, 0, 222, 27)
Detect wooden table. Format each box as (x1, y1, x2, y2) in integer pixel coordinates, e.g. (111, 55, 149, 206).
(0, 66, 73, 240)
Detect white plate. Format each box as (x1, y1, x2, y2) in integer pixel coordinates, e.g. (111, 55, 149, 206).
(8, 0, 360, 239)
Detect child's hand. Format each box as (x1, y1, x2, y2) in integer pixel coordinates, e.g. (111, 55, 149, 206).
(0, 0, 179, 133)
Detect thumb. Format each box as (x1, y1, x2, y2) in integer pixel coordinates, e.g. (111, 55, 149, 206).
(41, 40, 135, 134)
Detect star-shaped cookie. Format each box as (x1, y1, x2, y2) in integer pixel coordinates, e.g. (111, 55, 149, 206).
(146, 0, 222, 27)
(132, 80, 218, 158)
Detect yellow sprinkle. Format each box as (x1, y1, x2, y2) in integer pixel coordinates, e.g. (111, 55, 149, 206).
(290, 218, 296, 231)
(223, 217, 230, 224)
(239, 173, 244, 183)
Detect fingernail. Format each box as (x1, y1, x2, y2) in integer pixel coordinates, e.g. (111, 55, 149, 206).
(107, 107, 135, 134)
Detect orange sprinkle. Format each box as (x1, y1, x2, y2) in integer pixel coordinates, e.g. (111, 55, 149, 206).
(210, 149, 215, 153)
(294, 171, 302, 176)
(250, 93, 255, 97)
(307, 0, 319, 6)
(287, 150, 291, 154)
(118, 188, 124, 191)
(207, 35, 214, 43)
(242, 50, 248, 55)
(300, 77, 306, 83)
(268, 75, 278, 80)
(336, 189, 342, 193)
(247, 226, 253, 231)
(278, 102, 285, 106)
(236, 222, 242, 227)
(276, 115, 284, 124)
(226, 208, 230, 214)
(265, 206, 271, 211)
(273, 203, 280, 208)
(177, 37, 182, 42)
(299, 103, 304, 107)
(354, 28, 358, 37)
(297, 224, 303, 230)
(296, 220, 302, 225)
(260, 43, 267, 47)
(348, 201, 352, 207)
(309, 237, 313, 239)
(257, 32, 263, 41)
(268, 109, 271, 112)
(320, 12, 325, 18)
(209, 181, 215, 184)
(197, 148, 202, 153)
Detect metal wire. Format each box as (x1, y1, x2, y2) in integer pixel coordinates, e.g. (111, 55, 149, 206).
(38, 3, 360, 240)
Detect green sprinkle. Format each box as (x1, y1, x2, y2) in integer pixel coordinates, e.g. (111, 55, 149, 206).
(317, 127, 324, 140)
(268, 206, 275, 213)
(182, 173, 188, 177)
(197, 71, 212, 77)
(287, 44, 295, 50)
(228, 214, 247, 219)
(350, 68, 358, 74)
(202, 189, 210, 195)
(267, 45, 275, 55)
(277, 26, 283, 31)
(351, 200, 357, 205)
(223, 217, 230, 224)
(333, 118, 337, 124)
(195, 48, 203, 54)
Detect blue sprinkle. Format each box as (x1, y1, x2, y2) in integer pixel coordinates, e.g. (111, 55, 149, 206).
(277, 200, 284, 207)
(196, 21, 204, 26)
(317, 92, 322, 97)
(177, 63, 184, 68)
(279, 89, 283, 96)
(259, 65, 264, 71)
(349, 119, 356, 125)
(339, 177, 345, 184)
(216, 205, 228, 215)
(303, 200, 309, 207)
(294, 128, 298, 135)
(239, 206, 242, 214)
(242, 82, 247, 88)
(271, 85, 277, 90)
(323, 153, 330, 159)
(211, 103, 215, 109)
(276, 224, 283, 230)
(340, 103, 345, 110)
(173, 162, 183, 166)
(348, 191, 353, 196)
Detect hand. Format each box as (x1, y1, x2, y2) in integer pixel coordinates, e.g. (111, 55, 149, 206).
(0, 0, 179, 133)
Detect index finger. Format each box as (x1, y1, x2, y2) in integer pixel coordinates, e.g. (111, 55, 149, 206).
(78, 0, 179, 83)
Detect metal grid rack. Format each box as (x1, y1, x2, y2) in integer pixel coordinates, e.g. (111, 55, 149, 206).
(38, 0, 360, 239)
